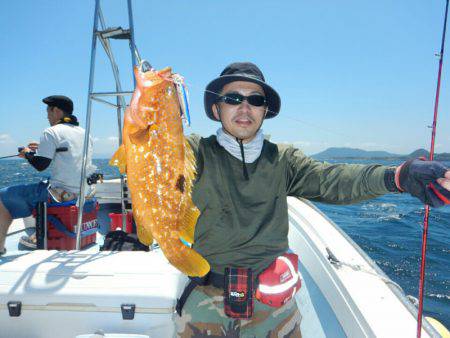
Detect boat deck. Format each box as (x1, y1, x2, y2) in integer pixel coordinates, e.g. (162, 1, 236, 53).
(0, 195, 441, 337)
(1, 207, 346, 338)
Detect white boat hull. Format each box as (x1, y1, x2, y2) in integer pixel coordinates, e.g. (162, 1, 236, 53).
(0, 180, 442, 337)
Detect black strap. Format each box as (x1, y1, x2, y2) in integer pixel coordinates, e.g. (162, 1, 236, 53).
(176, 271, 225, 316)
(176, 280, 197, 316)
(35, 201, 46, 249)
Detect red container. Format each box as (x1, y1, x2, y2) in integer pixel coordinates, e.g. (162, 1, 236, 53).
(34, 201, 99, 250)
(109, 212, 133, 233)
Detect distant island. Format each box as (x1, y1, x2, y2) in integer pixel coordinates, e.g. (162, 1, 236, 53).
(311, 147, 450, 161)
(92, 147, 450, 161)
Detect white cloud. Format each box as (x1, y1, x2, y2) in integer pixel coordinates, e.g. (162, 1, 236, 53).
(0, 134, 13, 144)
(91, 136, 121, 158)
(292, 141, 311, 147)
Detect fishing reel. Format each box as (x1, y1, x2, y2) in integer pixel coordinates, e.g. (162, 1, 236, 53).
(18, 146, 35, 156)
(87, 173, 104, 185)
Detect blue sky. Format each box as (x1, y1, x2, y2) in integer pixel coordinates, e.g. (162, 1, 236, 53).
(0, 0, 449, 157)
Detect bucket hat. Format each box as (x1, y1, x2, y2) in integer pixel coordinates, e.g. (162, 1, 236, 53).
(204, 62, 281, 121)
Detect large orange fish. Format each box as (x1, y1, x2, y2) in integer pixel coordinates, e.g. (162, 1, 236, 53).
(110, 65, 210, 277)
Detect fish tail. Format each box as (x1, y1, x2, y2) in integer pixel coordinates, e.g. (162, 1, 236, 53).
(160, 239, 210, 277)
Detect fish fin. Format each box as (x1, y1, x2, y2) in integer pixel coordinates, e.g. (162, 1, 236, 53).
(183, 138, 197, 185)
(109, 145, 127, 174)
(129, 126, 150, 145)
(132, 206, 154, 246)
(137, 223, 154, 246)
(179, 201, 200, 244)
(178, 138, 199, 244)
(133, 66, 142, 88)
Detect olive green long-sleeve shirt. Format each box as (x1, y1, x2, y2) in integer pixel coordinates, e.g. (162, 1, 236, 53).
(187, 135, 390, 275)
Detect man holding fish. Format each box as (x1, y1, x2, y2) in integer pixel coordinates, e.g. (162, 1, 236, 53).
(110, 62, 450, 337)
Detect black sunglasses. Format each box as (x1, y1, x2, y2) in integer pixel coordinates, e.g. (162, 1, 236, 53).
(218, 92, 267, 107)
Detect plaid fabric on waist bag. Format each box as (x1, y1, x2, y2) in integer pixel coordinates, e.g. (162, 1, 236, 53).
(224, 267, 253, 319)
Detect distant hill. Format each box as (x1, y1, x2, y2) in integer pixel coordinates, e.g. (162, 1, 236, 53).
(312, 147, 450, 161)
(312, 147, 399, 160)
(404, 149, 450, 161)
(437, 153, 450, 160)
(407, 149, 429, 159)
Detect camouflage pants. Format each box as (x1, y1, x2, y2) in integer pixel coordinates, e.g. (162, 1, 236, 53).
(174, 284, 302, 338)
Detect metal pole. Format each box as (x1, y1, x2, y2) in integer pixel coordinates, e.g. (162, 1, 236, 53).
(43, 202, 47, 250)
(98, 6, 129, 231)
(125, 0, 138, 232)
(91, 91, 133, 97)
(122, 0, 138, 233)
(75, 0, 100, 249)
(97, 8, 128, 115)
(90, 97, 119, 108)
(127, 0, 138, 79)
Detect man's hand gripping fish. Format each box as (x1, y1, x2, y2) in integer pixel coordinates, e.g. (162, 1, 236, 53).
(110, 64, 210, 277)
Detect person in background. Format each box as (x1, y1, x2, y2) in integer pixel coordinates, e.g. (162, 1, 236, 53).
(175, 62, 450, 337)
(0, 95, 95, 252)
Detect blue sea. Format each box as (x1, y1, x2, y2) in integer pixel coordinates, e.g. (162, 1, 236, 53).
(0, 158, 448, 328)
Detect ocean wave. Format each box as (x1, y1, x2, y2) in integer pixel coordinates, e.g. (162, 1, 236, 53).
(380, 203, 397, 208)
(362, 202, 397, 211)
(428, 293, 450, 300)
(377, 214, 403, 222)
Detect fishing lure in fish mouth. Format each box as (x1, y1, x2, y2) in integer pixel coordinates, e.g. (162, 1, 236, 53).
(139, 60, 191, 127)
(173, 74, 191, 127)
(110, 64, 210, 277)
(139, 60, 153, 73)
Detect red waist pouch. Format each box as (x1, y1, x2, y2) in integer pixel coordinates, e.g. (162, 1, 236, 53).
(255, 253, 301, 307)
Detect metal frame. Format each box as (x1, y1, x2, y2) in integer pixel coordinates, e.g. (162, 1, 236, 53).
(43, 203, 47, 250)
(76, 0, 138, 249)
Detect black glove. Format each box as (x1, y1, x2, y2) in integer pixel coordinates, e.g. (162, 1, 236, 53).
(397, 158, 450, 207)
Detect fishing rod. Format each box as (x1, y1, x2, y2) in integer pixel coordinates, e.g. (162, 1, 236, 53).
(0, 147, 27, 160)
(0, 154, 19, 160)
(0, 146, 69, 160)
(417, 0, 449, 337)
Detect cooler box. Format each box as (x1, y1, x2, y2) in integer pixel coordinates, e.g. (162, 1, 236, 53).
(0, 250, 187, 338)
(34, 199, 99, 250)
(109, 212, 133, 233)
